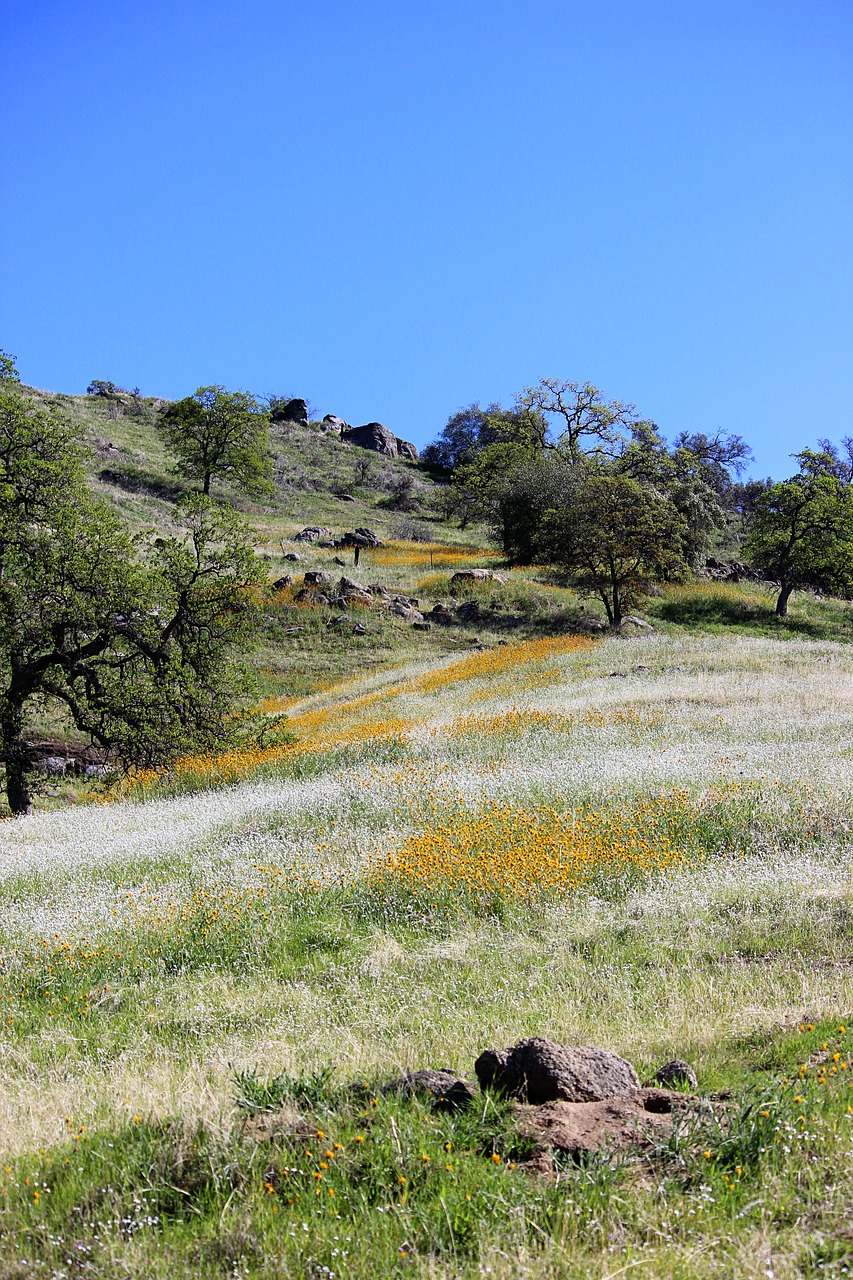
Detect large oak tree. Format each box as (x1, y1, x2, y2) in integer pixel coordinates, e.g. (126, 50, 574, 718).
(0, 372, 264, 814)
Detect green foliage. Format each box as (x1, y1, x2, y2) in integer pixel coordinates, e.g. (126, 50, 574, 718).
(0, 349, 21, 383)
(542, 472, 688, 625)
(86, 378, 124, 398)
(157, 385, 273, 497)
(0, 380, 265, 813)
(744, 471, 853, 616)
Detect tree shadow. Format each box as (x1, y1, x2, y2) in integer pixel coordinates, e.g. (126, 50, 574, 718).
(98, 466, 186, 503)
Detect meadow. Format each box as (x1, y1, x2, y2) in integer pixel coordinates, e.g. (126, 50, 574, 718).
(2, 624, 853, 1278)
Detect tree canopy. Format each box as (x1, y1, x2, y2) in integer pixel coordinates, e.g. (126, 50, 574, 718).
(157, 385, 273, 497)
(540, 473, 688, 627)
(0, 376, 264, 814)
(745, 471, 853, 617)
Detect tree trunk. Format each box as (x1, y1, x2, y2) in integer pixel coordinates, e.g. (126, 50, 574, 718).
(775, 582, 793, 618)
(203, 473, 212, 496)
(5, 755, 32, 816)
(1, 703, 32, 816)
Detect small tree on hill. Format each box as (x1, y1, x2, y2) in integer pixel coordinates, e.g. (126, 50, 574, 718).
(541, 473, 688, 626)
(745, 471, 853, 617)
(157, 385, 273, 497)
(0, 375, 264, 814)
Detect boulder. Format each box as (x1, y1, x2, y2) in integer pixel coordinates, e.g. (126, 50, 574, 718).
(619, 615, 654, 632)
(653, 1059, 699, 1091)
(272, 575, 293, 589)
(337, 527, 383, 549)
(283, 552, 300, 562)
(456, 600, 481, 623)
(338, 576, 368, 594)
(333, 556, 346, 566)
(342, 423, 399, 457)
(327, 614, 349, 629)
(294, 588, 330, 605)
(337, 493, 356, 502)
(273, 398, 309, 426)
(303, 571, 330, 585)
(381, 1069, 475, 1112)
(474, 1038, 641, 1105)
(352, 623, 367, 636)
(396, 438, 419, 461)
(448, 570, 494, 586)
(389, 602, 424, 622)
(412, 621, 431, 631)
(293, 527, 331, 543)
(322, 415, 349, 433)
(428, 603, 454, 626)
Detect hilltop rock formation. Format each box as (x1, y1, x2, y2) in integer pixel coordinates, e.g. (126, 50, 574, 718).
(322, 414, 349, 432)
(272, 397, 309, 426)
(340, 422, 419, 460)
(342, 422, 399, 456)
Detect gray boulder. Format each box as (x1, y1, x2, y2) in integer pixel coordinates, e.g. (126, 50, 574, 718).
(303, 571, 330, 585)
(293, 527, 331, 543)
(342, 423, 398, 457)
(381, 1069, 475, 1112)
(475, 1037, 640, 1104)
(653, 1059, 698, 1091)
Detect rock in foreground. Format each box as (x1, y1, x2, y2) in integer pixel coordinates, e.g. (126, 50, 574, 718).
(475, 1037, 641, 1104)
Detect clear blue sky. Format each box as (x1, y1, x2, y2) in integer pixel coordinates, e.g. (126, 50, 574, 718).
(2, 0, 851, 478)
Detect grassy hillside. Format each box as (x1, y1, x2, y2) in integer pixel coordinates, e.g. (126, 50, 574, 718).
(2, 629, 853, 1276)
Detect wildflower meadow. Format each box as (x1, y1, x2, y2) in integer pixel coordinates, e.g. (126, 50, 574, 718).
(2, 627, 853, 1277)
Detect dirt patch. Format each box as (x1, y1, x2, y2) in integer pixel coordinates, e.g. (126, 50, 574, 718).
(518, 1087, 697, 1170)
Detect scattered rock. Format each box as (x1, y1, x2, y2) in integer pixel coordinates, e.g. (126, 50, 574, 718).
(427, 603, 454, 626)
(338, 576, 367, 594)
(333, 556, 346, 566)
(456, 600, 481, 623)
(294, 589, 330, 605)
(653, 1060, 699, 1091)
(272, 575, 293, 590)
(327, 614, 349, 629)
(381, 1070, 475, 1112)
(388, 601, 424, 622)
(337, 493, 356, 502)
(339, 528, 383, 549)
(342, 422, 399, 457)
(619, 615, 654, 632)
(303, 571, 330, 586)
(352, 623, 367, 636)
(702, 556, 766, 584)
(475, 1038, 641, 1105)
(293, 526, 332, 543)
(450, 568, 506, 585)
(412, 621, 431, 631)
(34, 756, 71, 777)
(283, 552, 300, 562)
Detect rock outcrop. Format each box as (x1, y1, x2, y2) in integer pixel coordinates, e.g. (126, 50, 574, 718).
(342, 422, 399, 457)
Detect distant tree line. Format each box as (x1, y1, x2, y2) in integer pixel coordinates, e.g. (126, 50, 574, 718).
(425, 377, 853, 624)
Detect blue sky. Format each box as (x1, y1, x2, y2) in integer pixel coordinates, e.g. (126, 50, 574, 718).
(1, 0, 851, 477)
